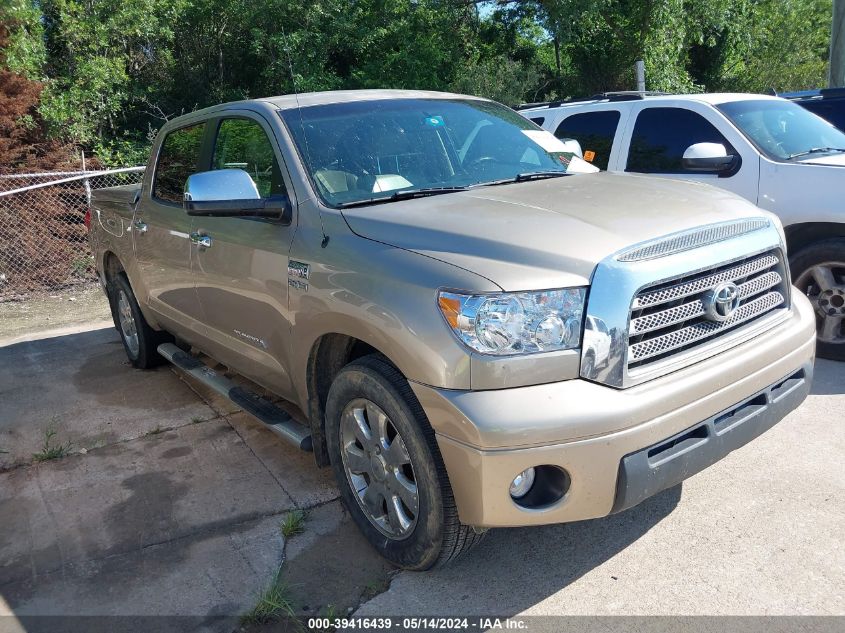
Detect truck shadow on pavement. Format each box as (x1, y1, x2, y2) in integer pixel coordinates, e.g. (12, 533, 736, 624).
(809, 359, 844, 395)
(359, 484, 682, 617)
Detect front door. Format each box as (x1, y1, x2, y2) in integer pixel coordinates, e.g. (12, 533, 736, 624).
(191, 114, 297, 398)
(133, 121, 207, 334)
(620, 104, 760, 205)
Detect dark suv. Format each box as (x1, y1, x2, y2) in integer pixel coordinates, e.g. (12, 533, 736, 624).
(782, 88, 845, 132)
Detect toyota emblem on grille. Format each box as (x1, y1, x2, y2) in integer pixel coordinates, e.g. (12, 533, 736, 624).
(702, 282, 741, 322)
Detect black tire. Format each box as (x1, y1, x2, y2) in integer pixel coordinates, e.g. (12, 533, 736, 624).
(325, 354, 485, 570)
(108, 274, 169, 369)
(790, 238, 845, 362)
(582, 351, 596, 377)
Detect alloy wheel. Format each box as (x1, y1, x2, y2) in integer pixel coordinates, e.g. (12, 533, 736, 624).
(339, 398, 419, 539)
(117, 289, 140, 357)
(795, 262, 845, 344)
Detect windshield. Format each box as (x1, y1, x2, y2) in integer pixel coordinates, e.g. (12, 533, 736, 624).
(280, 98, 582, 207)
(717, 99, 845, 161)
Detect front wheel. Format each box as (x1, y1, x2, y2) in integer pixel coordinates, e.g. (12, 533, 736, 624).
(791, 238, 845, 361)
(325, 355, 484, 569)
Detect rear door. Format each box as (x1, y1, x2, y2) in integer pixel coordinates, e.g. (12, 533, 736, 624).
(552, 109, 625, 171)
(190, 112, 298, 398)
(619, 102, 760, 203)
(134, 121, 207, 332)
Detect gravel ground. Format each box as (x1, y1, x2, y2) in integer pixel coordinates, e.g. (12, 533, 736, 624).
(0, 284, 111, 343)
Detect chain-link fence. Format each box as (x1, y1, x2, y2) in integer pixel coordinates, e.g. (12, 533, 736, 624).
(0, 167, 145, 300)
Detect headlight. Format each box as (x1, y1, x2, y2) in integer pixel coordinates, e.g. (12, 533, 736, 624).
(438, 288, 586, 355)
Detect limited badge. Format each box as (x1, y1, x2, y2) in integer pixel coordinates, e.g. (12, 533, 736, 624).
(288, 260, 310, 280)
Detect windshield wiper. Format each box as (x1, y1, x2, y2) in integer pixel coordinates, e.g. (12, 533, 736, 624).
(787, 147, 845, 159)
(479, 171, 568, 187)
(337, 186, 469, 208)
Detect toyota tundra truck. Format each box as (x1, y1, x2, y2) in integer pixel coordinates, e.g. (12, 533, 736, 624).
(88, 89, 816, 570)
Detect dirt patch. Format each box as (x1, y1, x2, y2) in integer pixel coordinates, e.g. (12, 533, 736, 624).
(0, 284, 111, 341)
(286, 508, 395, 616)
(243, 501, 396, 631)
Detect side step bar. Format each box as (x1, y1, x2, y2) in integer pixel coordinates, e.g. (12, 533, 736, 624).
(157, 343, 312, 452)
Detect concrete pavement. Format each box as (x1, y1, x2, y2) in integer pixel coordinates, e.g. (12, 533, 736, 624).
(0, 326, 343, 625)
(356, 360, 845, 617)
(1, 323, 842, 625)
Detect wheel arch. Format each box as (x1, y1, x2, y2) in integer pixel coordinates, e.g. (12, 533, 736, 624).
(305, 332, 397, 466)
(785, 222, 845, 260)
(101, 250, 126, 284)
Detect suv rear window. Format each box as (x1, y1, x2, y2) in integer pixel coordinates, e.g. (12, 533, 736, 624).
(154, 123, 206, 204)
(554, 111, 620, 170)
(626, 108, 733, 173)
(798, 100, 845, 133)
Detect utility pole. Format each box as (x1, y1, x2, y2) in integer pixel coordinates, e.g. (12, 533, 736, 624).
(635, 60, 645, 92)
(831, 0, 845, 88)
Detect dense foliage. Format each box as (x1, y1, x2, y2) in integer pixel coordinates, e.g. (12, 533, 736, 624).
(0, 0, 835, 168)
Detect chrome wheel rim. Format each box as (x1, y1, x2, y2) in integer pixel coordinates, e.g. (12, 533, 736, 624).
(340, 399, 419, 540)
(796, 262, 845, 344)
(117, 290, 140, 357)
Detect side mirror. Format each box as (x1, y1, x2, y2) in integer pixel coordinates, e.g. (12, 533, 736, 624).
(184, 169, 291, 223)
(682, 143, 739, 175)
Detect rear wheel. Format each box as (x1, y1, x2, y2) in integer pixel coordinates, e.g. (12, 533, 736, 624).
(109, 274, 169, 369)
(325, 354, 484, 569)
(791, 239, 845, 361)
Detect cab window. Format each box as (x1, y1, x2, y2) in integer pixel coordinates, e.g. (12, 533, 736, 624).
(626, 108, 735, 173)
(554, 111, 620, 170)
(153, 123, 206, 204)
(212, 118, 285, 198)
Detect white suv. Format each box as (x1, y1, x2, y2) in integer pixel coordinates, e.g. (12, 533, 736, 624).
(521, 92, 845, 360)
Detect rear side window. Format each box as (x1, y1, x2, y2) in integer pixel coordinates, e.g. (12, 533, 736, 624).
(554, 111, 620, 170)
(154, 123, 205, 204)
(212, 118, 286, 198)
(529, 116, 545, 126)
(627, 108, 734, 173)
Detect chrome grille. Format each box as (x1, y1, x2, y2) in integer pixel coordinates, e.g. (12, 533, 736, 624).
(627, 250, 789, 370)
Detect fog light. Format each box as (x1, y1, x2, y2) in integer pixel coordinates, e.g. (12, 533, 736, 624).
(509, 468, 536, 499)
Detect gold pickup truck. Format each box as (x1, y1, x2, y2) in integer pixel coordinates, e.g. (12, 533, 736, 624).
(88, 89, 816, 569)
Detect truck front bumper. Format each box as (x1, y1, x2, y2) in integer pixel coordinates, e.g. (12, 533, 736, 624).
(410, 293, 817, 528)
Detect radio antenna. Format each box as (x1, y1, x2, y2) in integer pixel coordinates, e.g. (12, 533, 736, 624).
(281, 24, 329, 248)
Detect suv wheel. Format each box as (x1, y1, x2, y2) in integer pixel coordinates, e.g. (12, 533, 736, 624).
(109, 274, 169, 369)
(325, 354, 485, 569)
(791, 238, 845, 361)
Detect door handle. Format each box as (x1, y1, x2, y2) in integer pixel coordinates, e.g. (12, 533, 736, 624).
(189, 232, 213, 248)
(133, 220, 148, 233)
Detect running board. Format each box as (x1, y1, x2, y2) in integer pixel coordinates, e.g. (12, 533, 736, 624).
(157, 343, 312, 452)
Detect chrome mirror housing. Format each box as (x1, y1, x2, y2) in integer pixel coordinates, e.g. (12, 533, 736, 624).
(182, 169, 291, 223)
(184, 169, 261, 202)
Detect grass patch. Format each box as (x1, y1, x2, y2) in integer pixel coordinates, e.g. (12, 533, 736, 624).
(281, 509, 307, 538)
(191, 416, 205, 424)
(361, 578, 391, 602)
(71, 255, 94, 277)
(32, 427, 72, 463)
(242, 572, 298, 625)
(146, 426, 165, 436)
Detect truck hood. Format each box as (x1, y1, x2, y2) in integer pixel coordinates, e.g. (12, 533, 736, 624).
(340, 173, 769, 291)
(797, 153, 845, 166)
